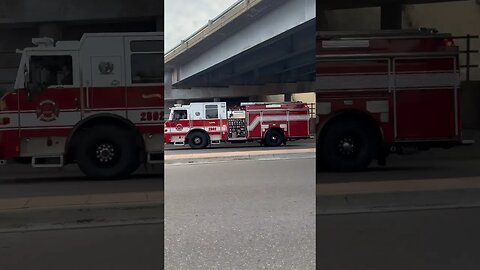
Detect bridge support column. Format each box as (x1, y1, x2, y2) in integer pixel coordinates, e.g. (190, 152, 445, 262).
(381, 4, 403, 29)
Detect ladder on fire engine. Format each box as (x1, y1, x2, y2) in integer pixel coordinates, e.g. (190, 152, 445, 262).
(240, 101, 304, 106)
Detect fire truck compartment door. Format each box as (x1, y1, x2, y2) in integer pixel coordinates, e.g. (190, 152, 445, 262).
(88, 56, 125, 113)
(247, 111, 262, 139)
(288, 110, 310, 137)
(393, 57, 458, 140)
(204, 104, 223, 133)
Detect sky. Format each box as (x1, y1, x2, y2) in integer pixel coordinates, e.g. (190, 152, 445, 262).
(165, 0, 239, 52)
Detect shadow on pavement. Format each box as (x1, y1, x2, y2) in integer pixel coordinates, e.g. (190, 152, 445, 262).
(2, 172, 163, 184)
(317, 130, 480, 183)
(165, 139, 315, 152)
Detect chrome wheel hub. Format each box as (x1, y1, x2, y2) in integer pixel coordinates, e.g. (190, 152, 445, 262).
(96, 143, 116, 163)
(338, 138, 356, 156)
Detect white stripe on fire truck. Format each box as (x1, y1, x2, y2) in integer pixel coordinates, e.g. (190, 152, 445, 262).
(164, 126, 226, 135)
(0, 113, 19, 128)
(247, 115, 310, 131)
(315, 72, 459, 90)
(20, 111, 82, 127)
(0, 107, 164, 129)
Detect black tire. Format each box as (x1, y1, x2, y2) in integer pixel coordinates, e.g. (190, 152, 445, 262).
(188, 131, 209, 149)
(320, 120, 376, 172)
(264, 129, 284, 147)
(75, 125, 141, 179)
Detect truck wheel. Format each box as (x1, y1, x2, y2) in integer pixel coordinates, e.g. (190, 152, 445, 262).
(264, 129, 284, 147)
(75, 125, 140, 179)
(188, 131, 209, 149)
(321, 120, 375, 171)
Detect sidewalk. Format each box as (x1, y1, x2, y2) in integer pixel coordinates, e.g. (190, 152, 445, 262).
(166, 148, 315, 164)
(0, 191, 163, 211)
(0, 191, 163, 232)
(317, 177, 480, 215)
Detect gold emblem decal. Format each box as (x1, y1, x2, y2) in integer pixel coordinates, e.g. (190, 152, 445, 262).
(36, 100, 59, 122)
(98, 62, 114, 74)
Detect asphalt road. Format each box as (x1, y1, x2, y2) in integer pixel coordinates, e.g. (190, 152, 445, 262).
(165, 158, 316, 269)
(0, 164, 163, 199)
(0, 223, 163, 270)
(317, 207, 480, 270)
(315, 131, 480, 269)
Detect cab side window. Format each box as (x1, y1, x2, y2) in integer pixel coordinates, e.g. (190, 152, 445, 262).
(30, 55, 73, 88)
(130, 40, 163, 84)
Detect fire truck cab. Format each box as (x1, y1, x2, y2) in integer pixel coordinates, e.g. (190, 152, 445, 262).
(165, 101, 311, 149)
(0, 32, 164, 179)
(316, 29, 467, 172)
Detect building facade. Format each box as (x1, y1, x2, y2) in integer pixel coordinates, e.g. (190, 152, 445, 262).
(0, 0, 162, 94)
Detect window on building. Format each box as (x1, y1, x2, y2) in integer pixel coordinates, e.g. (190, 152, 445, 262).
(29, 55, 73, 88)
(205, 105, 218, 119)
(130, 40, 163, 84)
(172, 110, 187, 121)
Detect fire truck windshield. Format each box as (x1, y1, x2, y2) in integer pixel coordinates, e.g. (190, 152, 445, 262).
(171, 110, 187, 121)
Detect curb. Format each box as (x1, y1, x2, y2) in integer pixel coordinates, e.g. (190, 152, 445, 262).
(317, 188, 480, 215)
(165, 151, 316, 165)
(0, 202, 163, 233)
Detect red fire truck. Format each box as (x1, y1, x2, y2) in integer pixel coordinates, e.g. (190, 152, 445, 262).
(316, 29, 469, 171)
(0, 32, 163, 179)
(164, 102, 311, 148)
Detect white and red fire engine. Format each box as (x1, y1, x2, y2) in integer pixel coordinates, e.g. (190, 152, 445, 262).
(164, 102, 311, 148)
(316, 28, 469, 171)
(0, 32, 163, 179)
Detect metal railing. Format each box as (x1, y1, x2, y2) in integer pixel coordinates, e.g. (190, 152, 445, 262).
(166, 0, 245, 55)
(307, 103, 316, 119)
(453, 34, 479, 81)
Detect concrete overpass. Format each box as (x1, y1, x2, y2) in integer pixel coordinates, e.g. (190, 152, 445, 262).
(165, 0, 316, 103)
(165, 0, 470, 104)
